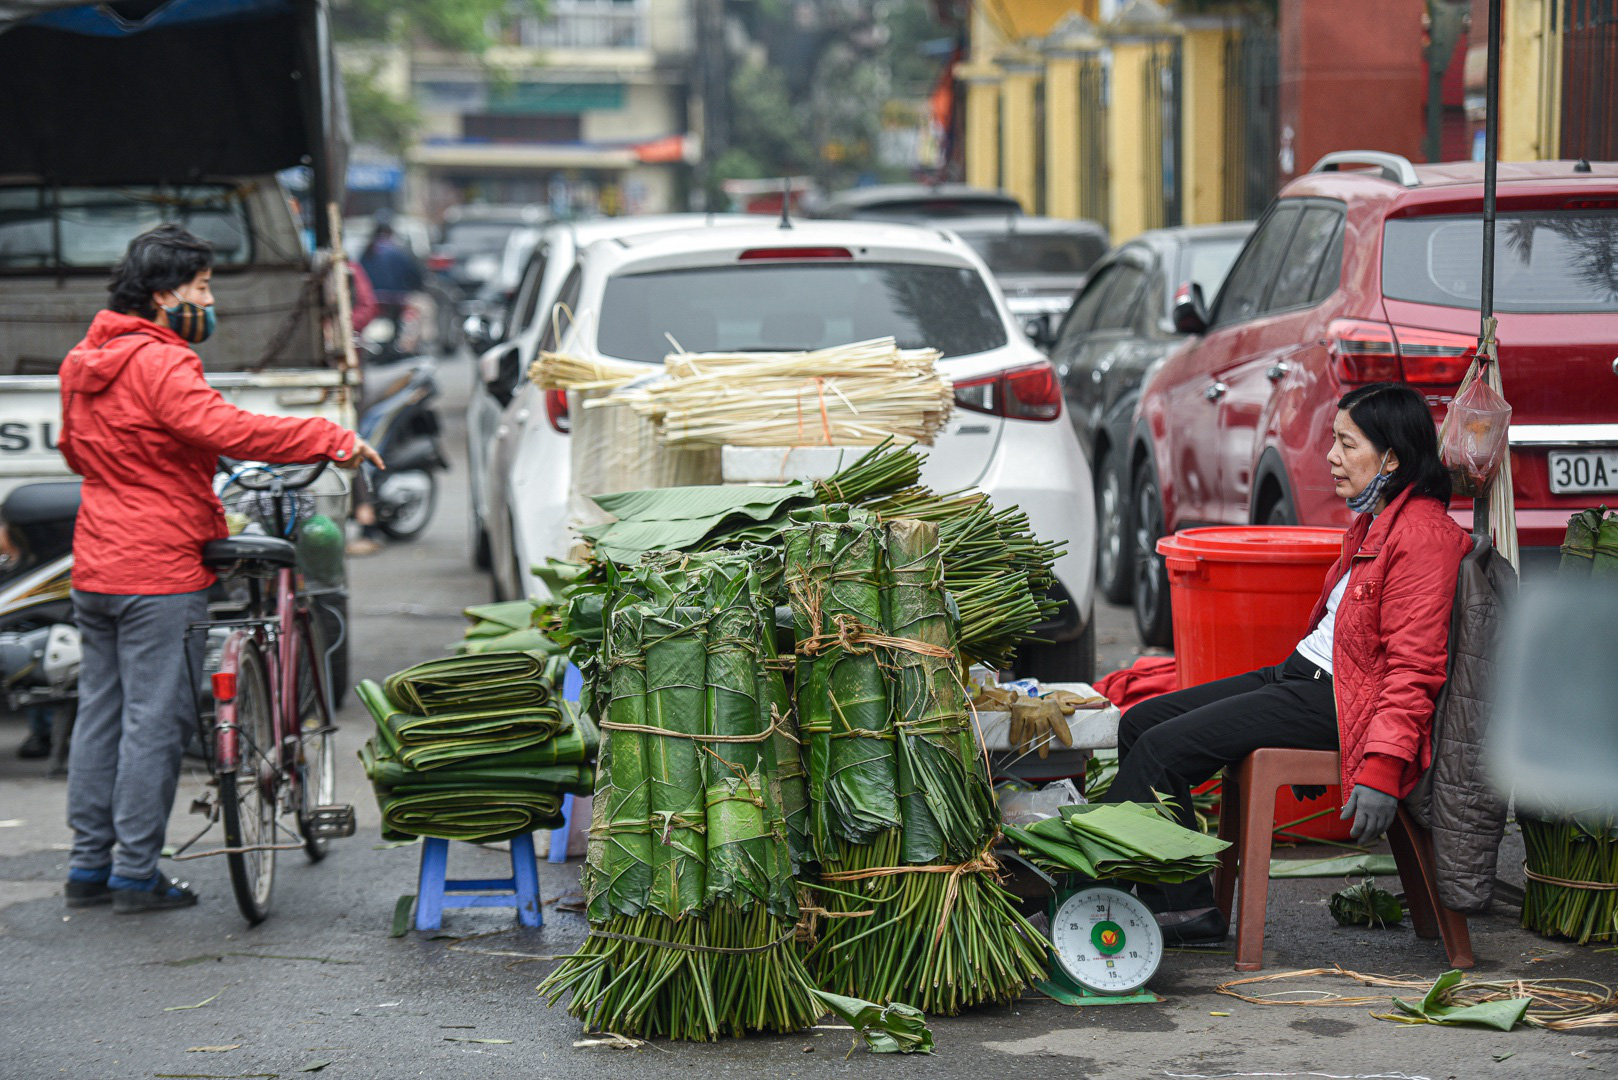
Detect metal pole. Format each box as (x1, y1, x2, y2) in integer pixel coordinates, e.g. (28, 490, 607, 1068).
(1475, 0, 1503, 533)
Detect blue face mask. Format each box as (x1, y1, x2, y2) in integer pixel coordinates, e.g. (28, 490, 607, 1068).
(162, 294, 216, 344)
(1347, 450, 1394, 514)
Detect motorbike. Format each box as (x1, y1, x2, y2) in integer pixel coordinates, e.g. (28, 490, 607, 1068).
(0, 482, 82, 770)
(357, 353, 448, 541)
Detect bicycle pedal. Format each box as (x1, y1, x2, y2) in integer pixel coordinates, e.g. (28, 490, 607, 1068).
(307, 804, 357, 838)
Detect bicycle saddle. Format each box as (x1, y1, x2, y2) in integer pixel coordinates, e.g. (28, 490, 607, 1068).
(202, 535, 298, 574)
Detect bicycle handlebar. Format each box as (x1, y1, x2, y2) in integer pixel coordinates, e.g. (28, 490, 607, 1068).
(220, 458, 332, 493)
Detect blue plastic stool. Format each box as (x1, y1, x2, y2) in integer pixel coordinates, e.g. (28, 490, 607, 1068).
(548, 663, 586, 864)
(414, 832, 542, 931)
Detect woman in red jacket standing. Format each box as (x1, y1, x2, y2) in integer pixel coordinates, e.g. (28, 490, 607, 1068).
(58, 224, 382, 914)
(1106, 383, 1471, 944)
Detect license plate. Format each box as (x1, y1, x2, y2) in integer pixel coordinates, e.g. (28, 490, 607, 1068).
(1548, 450, 1618, 494)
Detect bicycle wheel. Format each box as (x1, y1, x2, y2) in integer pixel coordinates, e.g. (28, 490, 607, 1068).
(218, 638, 276, 925)
(291, 617, 336, 861)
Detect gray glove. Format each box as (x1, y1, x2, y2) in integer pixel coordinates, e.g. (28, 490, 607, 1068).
(1340, 785, 1398, 842)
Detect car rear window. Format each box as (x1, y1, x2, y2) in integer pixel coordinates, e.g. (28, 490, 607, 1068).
(0, 184, 252, 270)
(444, 221, 522, 254)
(960, 232, 1107, 276)
(597, 262, 1009, 361)
(1383, 210, 1618, 313)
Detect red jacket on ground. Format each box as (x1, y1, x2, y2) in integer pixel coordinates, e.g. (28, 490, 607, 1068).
(59, 311, 357, 595)
(1306, 487, 1473, 799)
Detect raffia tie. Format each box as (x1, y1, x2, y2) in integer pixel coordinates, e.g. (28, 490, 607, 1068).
(819, 845, 1003, 942)
(1524, 862, 1618, 891)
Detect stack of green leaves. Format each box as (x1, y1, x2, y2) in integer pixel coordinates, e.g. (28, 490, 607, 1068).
(383, 649, 563, 714)
(457, 600, 560, 655)
(540, 557, 820, 1041)
(786, 511, 1047, 1015)
(1003, 802, 1231, 885)
(1520, 813, 1618, 945)
(357, 657, 597, 843)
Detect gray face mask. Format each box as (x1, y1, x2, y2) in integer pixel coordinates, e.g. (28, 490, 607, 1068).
(1347, 450, 1393, 514)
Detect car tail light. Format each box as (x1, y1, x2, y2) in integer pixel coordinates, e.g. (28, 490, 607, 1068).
(952, 361, 1062, 422)
(1391, 325, 1476, 383)
(545, 388, 571, 433)
(426, 253, 454, 272)
(1329, 319, 1477, 385)
(1328, 320, 1401, 383)
(212, 671, 236, 702)
(737, 247, 853, 260)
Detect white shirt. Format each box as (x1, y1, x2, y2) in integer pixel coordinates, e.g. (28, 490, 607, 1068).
(1296, 574, 1349, 675)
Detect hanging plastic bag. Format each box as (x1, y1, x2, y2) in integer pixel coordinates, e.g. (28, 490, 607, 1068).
(1440, 368, 1512, 495)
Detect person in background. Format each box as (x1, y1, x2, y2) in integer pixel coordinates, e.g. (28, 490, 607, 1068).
(58, 224, 383, 914)
(357, 211, 422, 340)
(1103, 383, 1470, 945)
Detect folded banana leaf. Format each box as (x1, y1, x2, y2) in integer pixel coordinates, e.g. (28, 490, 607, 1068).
(883, 518, 994, 865)
(360, 739, 593, 795)
(583, 483, 815, 564)
(1595, 513, 1618, 579)
(784, 506, 900, 860)
(1004, 801, 1229, 885)
(642, 597, 709, 917)
(1560, 508, 1605, 575)
(457, 626, 558, 656)
(595, 603, 653, 918)
(464, 599, 542, 634)
(373, 785, 567, 843)
(702, 558, 778, 912)
(383, 650, 561, 715)
(360, 681, 595, 771)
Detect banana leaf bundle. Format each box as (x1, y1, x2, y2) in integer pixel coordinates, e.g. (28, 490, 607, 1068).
(1559, 508, 1608, 575)
(797, 515, 1046, 1014)
(383, 649, 563, 714)
(541, 560, 820, 1040)
(360, 739, 591, 843)
(1003, 801, 1230, 885)
(1520, 813, 1618, 945)
(1595, 512, 1618, 579)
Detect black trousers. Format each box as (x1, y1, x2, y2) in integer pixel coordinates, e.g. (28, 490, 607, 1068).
(1104, 651, 1340, 912)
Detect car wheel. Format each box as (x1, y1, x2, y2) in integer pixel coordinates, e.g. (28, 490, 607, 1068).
(1095, 450, 1134, 605)
(1012, 608, 1097, 684)
(1265, 492, 1296, 526)
(1131, 458, 1174, 648)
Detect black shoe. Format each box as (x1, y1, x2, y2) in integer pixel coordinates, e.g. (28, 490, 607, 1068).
(18, 732, 51, 759)
(111, 875, 199, 914)
(64, 878, 112, 908)
(1157, 908, 1228, 946)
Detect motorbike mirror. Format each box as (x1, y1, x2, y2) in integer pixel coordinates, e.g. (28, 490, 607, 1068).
(462, 313, 492, 354)
(1172, 282, 1209, 335)
(363, 317, 396, 344)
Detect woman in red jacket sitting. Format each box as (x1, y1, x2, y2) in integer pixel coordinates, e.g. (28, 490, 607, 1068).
(1106, 383, 1471, 945)
(58, 224, 383, 915)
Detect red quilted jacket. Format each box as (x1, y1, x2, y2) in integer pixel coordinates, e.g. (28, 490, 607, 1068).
(1306, 487, 1473, 799)
(59, 311, 356, 595)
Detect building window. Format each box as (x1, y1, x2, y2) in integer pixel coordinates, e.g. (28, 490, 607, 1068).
(462, 114, 584, 143)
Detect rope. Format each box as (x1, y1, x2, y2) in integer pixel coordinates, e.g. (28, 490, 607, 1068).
(1523, 862, 1618, 891)
(819, 846, 1003, 942)
(598, 718, 790, 744)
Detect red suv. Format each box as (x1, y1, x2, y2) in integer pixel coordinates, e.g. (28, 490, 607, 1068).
(1127, 152, 1618, 645)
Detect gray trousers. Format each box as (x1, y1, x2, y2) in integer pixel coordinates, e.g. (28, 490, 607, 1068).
(68, 588, 208, 880)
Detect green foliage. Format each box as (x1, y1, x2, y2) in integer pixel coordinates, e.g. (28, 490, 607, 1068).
(331, 0, 548, 52)
(342, 61, 420, 156)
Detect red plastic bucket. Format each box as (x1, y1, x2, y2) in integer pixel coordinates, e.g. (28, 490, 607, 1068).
(1158, 526, 1349, 840)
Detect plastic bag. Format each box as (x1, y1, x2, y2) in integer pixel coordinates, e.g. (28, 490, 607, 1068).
(1440, 372, 1512, 494)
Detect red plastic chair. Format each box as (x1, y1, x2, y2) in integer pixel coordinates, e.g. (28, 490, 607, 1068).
(1213, 748, 1474, 972)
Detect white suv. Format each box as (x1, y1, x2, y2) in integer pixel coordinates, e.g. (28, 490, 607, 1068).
(487, 218, 1098, 679)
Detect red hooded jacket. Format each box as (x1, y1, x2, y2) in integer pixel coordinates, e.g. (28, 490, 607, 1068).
(59, 311, 357, 595)
(1305, 486, 1473, 799)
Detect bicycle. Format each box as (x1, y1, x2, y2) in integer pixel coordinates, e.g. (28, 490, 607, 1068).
(174, 459, 356, 925)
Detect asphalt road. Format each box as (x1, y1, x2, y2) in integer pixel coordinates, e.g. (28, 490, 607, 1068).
(1, 357, 1612, 1080)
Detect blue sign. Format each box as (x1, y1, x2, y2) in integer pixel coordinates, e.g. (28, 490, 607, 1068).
(348, 162, 403, 192)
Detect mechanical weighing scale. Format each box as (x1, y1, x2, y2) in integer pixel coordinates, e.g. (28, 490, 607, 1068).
(1037, 880, 1164, 1005)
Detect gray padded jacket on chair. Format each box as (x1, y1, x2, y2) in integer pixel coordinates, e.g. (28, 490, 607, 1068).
(1404, 535, 1517, 914)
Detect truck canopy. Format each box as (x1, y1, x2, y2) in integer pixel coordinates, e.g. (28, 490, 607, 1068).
(0, 0, 347, 244)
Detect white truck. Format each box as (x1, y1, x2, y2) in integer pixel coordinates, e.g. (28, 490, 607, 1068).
(0, 0, 359, 688)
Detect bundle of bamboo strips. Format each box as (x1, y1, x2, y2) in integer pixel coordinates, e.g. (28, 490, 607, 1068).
(609, 338, 953, 448)
(530, 351, 644, 391)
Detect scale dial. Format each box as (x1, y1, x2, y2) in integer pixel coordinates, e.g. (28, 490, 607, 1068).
(1049, 886, 1163, 994)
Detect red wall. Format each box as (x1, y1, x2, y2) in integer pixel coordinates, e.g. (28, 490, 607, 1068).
(1278, 0, 1428, 184)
